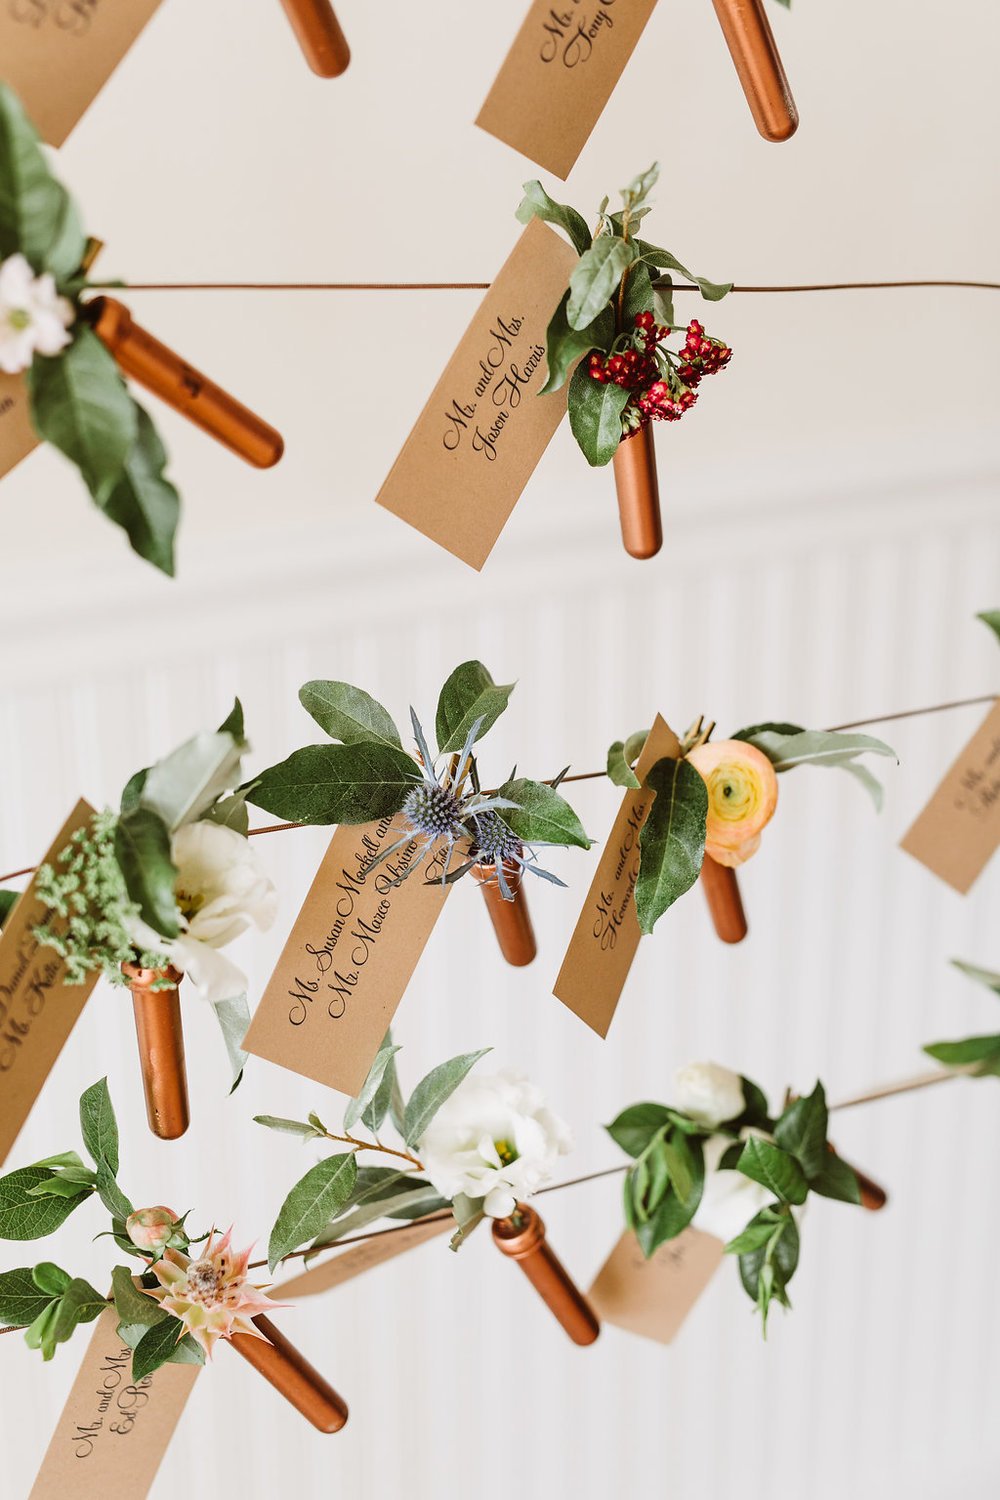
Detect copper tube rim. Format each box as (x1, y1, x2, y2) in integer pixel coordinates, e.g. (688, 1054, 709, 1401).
(612, 427, 662, 559)
(492, 1205, 600, 1347)
(278, 0, 351, 77)
(228, 1315, 349, 1432)
(122, 962, 190, 1141)
(710, 0, 799, 142)
(699, 854, 748, 944)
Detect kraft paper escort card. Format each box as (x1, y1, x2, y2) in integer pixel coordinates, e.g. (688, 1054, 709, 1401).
(900, 699, 1000, 893)
(553, 715, 681, 1037)
(375, 220, 577, 570)
(0, 800, 101, 1167)
(280, 1214, 453, 1299)
(29, 1306, 199, 1500)
(244, 817, 454, 1097)
(476, 0, 660, 178)
(0, 0, 165, 146)
(588, 1228, 723, 1344)
(0, 373, 40, 481)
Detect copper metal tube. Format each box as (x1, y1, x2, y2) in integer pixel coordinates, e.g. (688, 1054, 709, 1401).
(700, 854, 748, 944)
(471, 858, 537, 967)
(88, 297, 284, 468)
(493, 1205, 600, 1346)
(278, 0, 351, 77)
(122, 963, 190, 1141)
(229, 1315, 349, 1432)
(612, 426, 662, 559)
(710, 0, 799, 142)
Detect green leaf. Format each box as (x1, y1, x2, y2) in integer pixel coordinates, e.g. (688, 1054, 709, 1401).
(661, 1132, 694, 1204)
(0, 890, 19, 927)
(738, 1213, 800, 1330)
(0, 84, 85, 274)
(32, 1261, 70, 1296)
(0, 1167, 87, 1240)
(634, 757, 708, 934)
(312, 1184, 446, 1247)
(132, 1316, 185, 1382)
(810, 1154, 862, 1205)
(449, 1192, 486, 1251)
(363, 1035, 402, 1135)
(298, 681, 402, 750)
(95, 1161, 132, 1223)
(605, 1103, 672, 1159)
(923, 1035, 1000, 1075)
(567, 361, 629, 466)
(740, 727, 895, 780)
(496, 777, 590, 849)
(204, 793, 250, 836)
(24, 1301, 61, 1359)
(247, 741, 419, 825)
(140, 729, 243, 832)
(952, 959, 1000, 996)
(111, 1267, 168, 1328)
(774, 1082, 829, 1181)
(632, 1137, 705, 1256)
(620, 163, 659, 213)
(28, 327, 137, 503)
(635, 241, 732, 301)
(621, 261, 654, 326)
(606, 739, 640, 789)
(50, 1278, 106, 1346)
(567, 237, 639, 330)
(538, 292, 613, 396)
(97, 403, 179, 576)
(344, 1042, 402, 1132)
(737, 1138, 809, 1205)
(114, 806, 179, 940)
(403, 1049, 491, 1148)
(254, 1114, 325, 1138)
(268, 1153, 359, 1271)
(0, 1267, 56, 1328)
(435, 662, 515, 755)
(79, 1077, 119, 1175)
(514, 180, 592, 256)
(977, 610, 1000, 645)
(212, 992, 250, 1091)
(724, 1216, 781, 1255)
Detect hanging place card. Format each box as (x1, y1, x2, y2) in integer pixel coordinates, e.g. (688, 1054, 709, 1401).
(279, 1214, 453, 1300)
(900, 698, 1000, 893)
(0, 373, 40, 482)
(244, 817, 454, 1097)
(553, 715, 681, 1037)
(374, 220, 577, 570)
(29, 1306, 198, 1500)
(0, 800, 101, 1167)
(476, 0, 659, 179)
(0, 1, 164, 147)
(588, 1227, 723, 1343)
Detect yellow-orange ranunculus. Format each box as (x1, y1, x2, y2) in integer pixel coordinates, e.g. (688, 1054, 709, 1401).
(686, 739, 779, 868)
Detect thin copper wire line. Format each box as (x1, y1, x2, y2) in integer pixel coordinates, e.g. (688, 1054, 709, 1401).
(100, 280, 1000, 294)
(0, 694, 994, 885)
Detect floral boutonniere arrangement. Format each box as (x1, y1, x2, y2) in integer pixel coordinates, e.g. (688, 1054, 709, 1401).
(608, 1061, 880, 1333)
(245, 661, 591, 962)
(924, 960, 1000, 1077)
(30, 703, 275, 1133)
(0, 1080, 348, 1429)
(517, 163, 732, 559)
(0, 85, 281, 574)
(607, 715, 895, 941)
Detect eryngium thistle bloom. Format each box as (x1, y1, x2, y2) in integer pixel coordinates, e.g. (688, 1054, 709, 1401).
(471, 810, 521, 867)
(402, 781, 465, 840)
(148, 1227, 279, 1357)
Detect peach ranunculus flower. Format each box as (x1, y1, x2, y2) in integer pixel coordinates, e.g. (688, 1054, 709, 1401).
(686, 739, 779, 868)
(147, 1227, 279, 1357)
(126, 1206, 184, 1256)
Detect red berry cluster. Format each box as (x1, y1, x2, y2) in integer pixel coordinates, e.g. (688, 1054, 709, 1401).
(586, 312, 732, 431)
(676, 318, 732, 387)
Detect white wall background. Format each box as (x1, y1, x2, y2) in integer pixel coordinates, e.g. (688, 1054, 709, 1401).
(1, 1, 999, 1497)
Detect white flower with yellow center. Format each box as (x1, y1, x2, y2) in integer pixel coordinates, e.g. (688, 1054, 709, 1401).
(0, 253, 74, 374)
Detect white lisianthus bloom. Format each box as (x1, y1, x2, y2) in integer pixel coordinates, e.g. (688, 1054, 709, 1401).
(694, 1130, 775, 1245)
(672, 1061, 745, 1129)
(128, 820, 277, 1007)
(417, 1069, 573, 1219)
(0, 253, 74, 373)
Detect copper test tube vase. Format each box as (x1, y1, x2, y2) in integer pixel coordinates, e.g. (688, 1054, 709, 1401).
(711, 0, 799, 142)
(471, 859, 537, 967)
(122, 963, 190, 1141)
(278, 0, 351, 77)
(700, 854, 748, 944)
(493, 1206, 600, 1346)
(612, 426, 662, 560)
(229, 1315, 349, 1432)
(89, 297, 284, 468)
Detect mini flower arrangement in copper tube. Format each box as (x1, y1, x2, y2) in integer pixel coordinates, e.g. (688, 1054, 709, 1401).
(711, 0, 799, 143)
(278, 0, 351, 76)
(246, 661, 592, 967)
(0, 85, 282, 573)
(260, 1046, 598, 1345)
(518, 164, 732, 560)
(32, 703, 275, 1139)
(608, 1061, 886, 1334)
(606, 717, 896, 941)
(0, 1081, 348, 1430)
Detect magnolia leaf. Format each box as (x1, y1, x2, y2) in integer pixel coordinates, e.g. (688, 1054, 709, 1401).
(132, 1316, 185, 1382)
(977, 610, 1000, 644)
(634, 758, 707, 934)
(435, 662, 515, 755)
(0, 1167, 87, 1240)
(0, 1267, 56, 1329)
(634, 241, 732, 300)
(567, 236, 638, 330)
(606, 740, 640, 789)
(773, 1082, 829, 1181)
(403, 1049, 491, 1148)
(737, 1138, 809, 1205)
(268, 1153, 359, 1271)
(344, 1043, 402, 1132)
(567, 361, 629, 466)
(952, 959, 1000, 995)
(514, 181, 591, 256)
(79, 1077, 120, 1176)
(496, 777, 590, 849)
(0, 84, 85, 275)
(140, 729, 244, 832)
(111, 1267, 167, 1328)
(213, 992, 250, 1091)
(539, 293, 614, 396)
(28, 328, 137, 503)
(299, 681, 402, 750)
(605, 1103, 672, 1158)
(98, 403, 179, 576)
(810, 1154, 861, 1205)
(247, 741, 419, 825)
(114, 806, 179, 939)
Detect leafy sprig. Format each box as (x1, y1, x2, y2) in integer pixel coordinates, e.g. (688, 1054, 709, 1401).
(924, 961, 1000, 1076)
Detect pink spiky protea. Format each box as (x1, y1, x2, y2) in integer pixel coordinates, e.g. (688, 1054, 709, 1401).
(147, 1227, 279, 1358)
